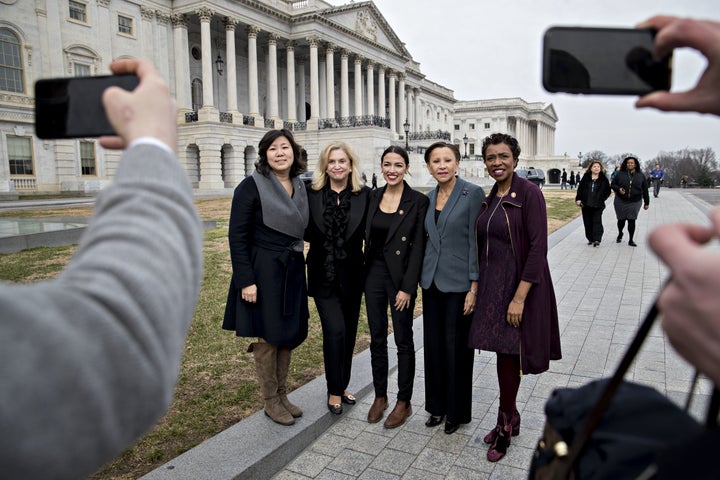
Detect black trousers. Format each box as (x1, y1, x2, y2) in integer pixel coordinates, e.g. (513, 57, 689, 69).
(582, 206, 605, 243)
(314, 289, 361, 397)
(365, 258, 415, 402)
(422, 284, 474, 424)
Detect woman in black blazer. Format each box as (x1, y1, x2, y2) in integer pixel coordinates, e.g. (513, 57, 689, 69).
(364, 146, 429, 429)
(305, 142, 370, 415)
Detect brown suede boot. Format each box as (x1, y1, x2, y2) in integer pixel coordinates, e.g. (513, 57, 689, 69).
(384, 400, 412, 429)
(249, 342, 294, 426)
(276, 346, 303, 418)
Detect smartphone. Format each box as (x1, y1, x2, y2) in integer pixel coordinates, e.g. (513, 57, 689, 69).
(35, 74, 140, 139)
(542, 26, 672, 95)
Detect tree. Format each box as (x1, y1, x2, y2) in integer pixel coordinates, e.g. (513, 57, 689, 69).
(583, 150, 609, 169)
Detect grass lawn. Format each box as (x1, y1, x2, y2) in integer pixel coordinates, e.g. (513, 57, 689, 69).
(0, 189, 580, 479)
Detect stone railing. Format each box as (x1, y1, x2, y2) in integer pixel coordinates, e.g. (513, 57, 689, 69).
(11, 177, 37, 191)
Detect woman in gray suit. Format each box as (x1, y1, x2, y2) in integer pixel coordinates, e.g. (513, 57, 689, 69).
(421, 142, 485, 434)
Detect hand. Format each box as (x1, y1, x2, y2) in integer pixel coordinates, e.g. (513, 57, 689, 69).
(648, 208, 720, 386)
(394, 290, 411, 311)
(636, 16, 720, 116)
(463, 291, 476, 316)
(506, 301, 523, 328)
(644, 204, 650, 210)
(619, 187, 626, 195)
(576, 200, 583, 207)
(241, 284, 258, 303)
(99, 58, 178, 152)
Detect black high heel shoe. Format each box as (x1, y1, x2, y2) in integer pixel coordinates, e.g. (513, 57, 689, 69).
(341, 393, 356, 405)
(425, 415, 444, 427)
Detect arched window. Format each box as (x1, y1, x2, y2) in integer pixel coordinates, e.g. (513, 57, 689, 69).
(0, 28, 23, 93)
(191, 78, 202, 112)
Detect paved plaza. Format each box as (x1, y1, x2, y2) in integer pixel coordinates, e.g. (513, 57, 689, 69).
(135, 188, 717, 480)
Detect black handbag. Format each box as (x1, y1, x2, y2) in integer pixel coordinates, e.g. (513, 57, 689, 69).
(529, 298, 720, 479)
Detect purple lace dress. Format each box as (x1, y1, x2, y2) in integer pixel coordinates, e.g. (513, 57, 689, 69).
(470, 195, 520, 353)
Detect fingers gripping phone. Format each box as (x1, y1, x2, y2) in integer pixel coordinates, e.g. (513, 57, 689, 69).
(542, 27, 672, 95)
(35, 74, 140, 139)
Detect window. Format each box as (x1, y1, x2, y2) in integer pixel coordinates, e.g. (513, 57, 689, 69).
(73, 63, 90, 76)
(469, 144, 475, 156)
(469, 123, 475, 130)
(484, 122, 490, 129)
(118, 15, 133, 35)
(80, 141, 96, 176)
(69, 1, 87, 22)
(0, 29, 23, 93)
(454, 124, 460, 131)
(7, 136, 33, 175)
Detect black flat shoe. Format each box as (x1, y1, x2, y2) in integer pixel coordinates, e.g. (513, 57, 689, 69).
(425, 415, 444, 427)
(327, 402, 343, 415)
(341, 394, 356, 405)
(593, 241, 600, 247)
(628, 240, 637, 247)
(444, 420, 459, 434)
(616, 234, 623, 243)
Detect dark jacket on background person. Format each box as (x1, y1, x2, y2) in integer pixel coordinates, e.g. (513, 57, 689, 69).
(576, 172, 611, 209)
(365, 181, 429, 295)
(611, 170, 650, 206)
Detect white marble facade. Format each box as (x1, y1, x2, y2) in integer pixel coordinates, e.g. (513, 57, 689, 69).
(0, 0, 559, 193)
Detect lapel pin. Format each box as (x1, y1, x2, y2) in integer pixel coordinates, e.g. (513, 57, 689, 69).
(399, 210, 405, 215)
(511, 192, 517, 198)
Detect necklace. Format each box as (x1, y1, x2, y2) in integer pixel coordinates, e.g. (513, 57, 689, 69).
(497, 186, 511, 197)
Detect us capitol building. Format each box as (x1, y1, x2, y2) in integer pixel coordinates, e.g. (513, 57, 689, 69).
(1, 0, 569, 194)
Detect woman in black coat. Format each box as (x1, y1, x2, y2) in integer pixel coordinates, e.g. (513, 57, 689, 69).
(305, 142, 370, 415)
(222, 129, 309, 426)
(575, 161, 612, 246)
(364, 146, 429, 429)
(610, 155, 650, 247)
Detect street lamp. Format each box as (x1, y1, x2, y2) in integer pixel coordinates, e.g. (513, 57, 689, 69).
(215, 54, 224, 76)
(578, 151, 582, 167)
(403, 118, 410, 151)
(463, 133, 469, 159)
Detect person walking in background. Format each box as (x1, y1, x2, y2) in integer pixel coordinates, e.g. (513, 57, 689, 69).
(305, 142, 370, 415)
(364, 146, 429, 429)
(371, 172, 378, 189)
(611, 165, 621, 183)
(649, 163, 666, 198)
(561, 168, 568, 189)
(0, 58, 204, 478)
(610, 155, 650, 247)
(420, 142, 485, 435)
(575, 161, 612, 247)
(469, 133, 561, 463)
(569, 170, 576, 190)
(223, 129, 309, 426)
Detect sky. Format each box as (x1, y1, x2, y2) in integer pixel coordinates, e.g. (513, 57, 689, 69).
(331, 0, 720, 163)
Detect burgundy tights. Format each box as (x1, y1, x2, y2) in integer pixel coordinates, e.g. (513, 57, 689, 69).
(497, 353, 521, 414)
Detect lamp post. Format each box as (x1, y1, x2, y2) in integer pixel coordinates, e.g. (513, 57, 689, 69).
(463, 133, 468, 159)
(578, 151, 582, 167)
(403, 118, 410, 151)
(215, 54, 224, 75)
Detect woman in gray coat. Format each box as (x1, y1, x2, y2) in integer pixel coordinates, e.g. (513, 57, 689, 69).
(421, 142, 485, 435)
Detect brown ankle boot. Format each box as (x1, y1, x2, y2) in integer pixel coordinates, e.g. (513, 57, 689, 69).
(367, 396, 388, 423)
(276, 346, 302, 418)
(250, 342, 294, 426)
(487, 412, 512, 462)
(384, 400, 412, 429)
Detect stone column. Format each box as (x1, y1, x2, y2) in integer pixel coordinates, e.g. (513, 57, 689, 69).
(414, 88, 421, 131)
(398, 74, 406, 134)
(366, 61, 375, 116)
(140, 7, 155, 62)
(388, 71, 397, 134)
(354, 56, 363, 117)
(286, 41, 297, 123)
(297, 55, 306, 122)
(325, 44, 335, 120)
(197, 7, 215, 115)
(340, 50, 349, 118)
(267, 34, 280, 125)
(224, 17, 240, 120)
(307, 36, 319, 129)
(171, 14, 191, 112)
(198, 141, 224, 190)
(378, 66, 386, 122)
(247, 26, 261, 120)
(155, 12, 171, 83)
(96, 0, 112, 69)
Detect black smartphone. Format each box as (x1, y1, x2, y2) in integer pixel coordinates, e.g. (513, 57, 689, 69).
(542, 26, 672, 95)
(35, 74, 140, 139)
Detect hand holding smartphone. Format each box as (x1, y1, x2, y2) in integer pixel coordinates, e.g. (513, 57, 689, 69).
(35, 74, 140, 139)
(542, 26, 672, 95)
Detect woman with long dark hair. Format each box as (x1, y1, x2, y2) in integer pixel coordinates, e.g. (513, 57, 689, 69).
(610, 155, 650, 247)
(575, 160, 612, 246)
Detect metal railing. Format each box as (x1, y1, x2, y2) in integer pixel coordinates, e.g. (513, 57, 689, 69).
(219, 112, 233, 123)
(283, 121, 307, 131)
(243, 115, 255, 126)
(409, 130, 451, 141)
(318, 115, 390, 129)
(185, 111, 198, 123)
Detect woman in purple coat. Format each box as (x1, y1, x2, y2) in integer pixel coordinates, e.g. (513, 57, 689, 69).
(469, 133, 561, 462)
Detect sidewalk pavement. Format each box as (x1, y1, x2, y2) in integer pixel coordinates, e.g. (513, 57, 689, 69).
(143, 189, 717, 480)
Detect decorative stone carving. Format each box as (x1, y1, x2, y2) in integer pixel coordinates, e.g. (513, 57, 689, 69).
(171, 14, 188, 28)
(248, 25, 260, 38)
(355, 10, 377, 41)
(140, 7, 154, 21)
(196, 7, 213, 22)
(224, 17, 239, 31)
